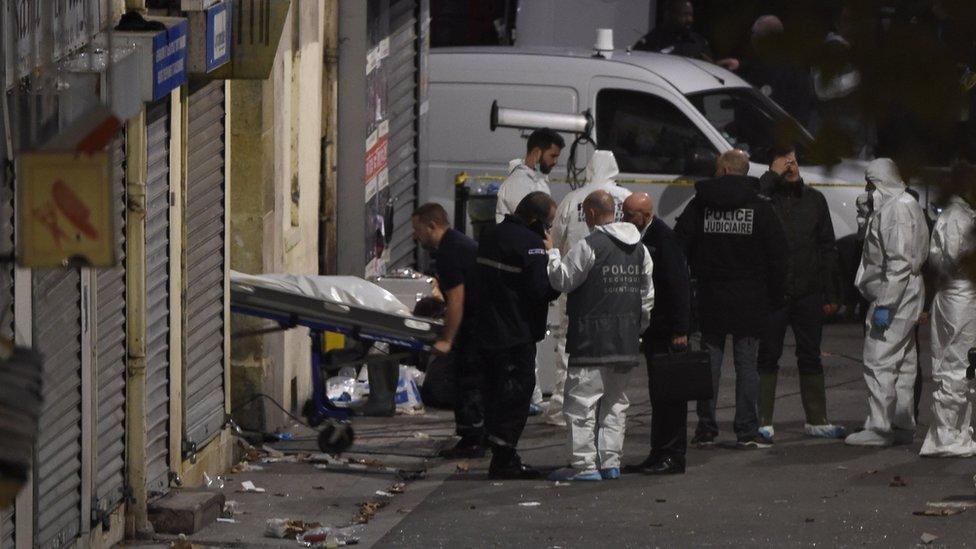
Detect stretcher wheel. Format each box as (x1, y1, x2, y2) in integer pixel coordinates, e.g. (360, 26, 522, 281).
(317, 421, 354, 454)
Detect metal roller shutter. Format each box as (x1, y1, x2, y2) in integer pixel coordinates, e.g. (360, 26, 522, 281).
(0, 98, 13, 549)
(32, 268, 83, 549)
(93, 134, 127, 518)
(145, 102, 172, 499)
(183, 81, 226, 452)
(0, 507, 12, 549)
(387, 0, 420, 268)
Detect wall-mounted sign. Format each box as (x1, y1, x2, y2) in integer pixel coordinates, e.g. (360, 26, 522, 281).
(17, 151, 115, 268)
(188, 0, 232, 74)
(114, 16, 188, 102)
(208, 0, 290, 80)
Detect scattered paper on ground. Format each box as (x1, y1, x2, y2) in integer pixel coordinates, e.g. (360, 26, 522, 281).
(240, 481, 265, 493)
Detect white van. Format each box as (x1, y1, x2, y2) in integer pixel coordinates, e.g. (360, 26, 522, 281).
(423, 46, 870, 240)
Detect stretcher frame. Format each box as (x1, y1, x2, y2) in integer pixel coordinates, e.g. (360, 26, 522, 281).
(230, 280, 442, 453)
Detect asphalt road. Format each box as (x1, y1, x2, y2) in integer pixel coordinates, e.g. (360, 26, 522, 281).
(378, 323, 976, 548)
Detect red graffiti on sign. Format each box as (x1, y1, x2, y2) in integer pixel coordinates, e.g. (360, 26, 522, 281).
(30, 178, 100, 248)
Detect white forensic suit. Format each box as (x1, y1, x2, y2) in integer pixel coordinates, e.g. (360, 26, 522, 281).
(545, 151, 632, 425)
(495, 159, 551, 223)
(547, 222, 653, 474)
(846, 158, 930, 447)
(920, 196, 976, 456)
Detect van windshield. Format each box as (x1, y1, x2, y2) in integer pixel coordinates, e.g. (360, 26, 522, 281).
(686, 88, 815, 165)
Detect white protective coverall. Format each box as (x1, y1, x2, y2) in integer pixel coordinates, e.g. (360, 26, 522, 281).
(495, 159, 551, 223)
(545, 151, 632, 424)
(920, 196, 976, 456)
(847, 158, 930, 446)
(547, 222, 654, 471)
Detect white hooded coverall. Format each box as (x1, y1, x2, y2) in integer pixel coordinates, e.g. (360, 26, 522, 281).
(920, 196, 976, 456)
(547, 222, 654, 471)
(546, 151, 632, 423)
(495, 159, 551, 223)
(852, 159, 929, 441)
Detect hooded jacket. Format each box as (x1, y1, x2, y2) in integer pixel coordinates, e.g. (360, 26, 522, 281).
(495, 159, 551, 223)
(759, 170, 842, 303)
(547, 222, 654, 368)
(675, 175, 787, 336)
(552, 150, 633, 254)
(855, 159, 930, 309)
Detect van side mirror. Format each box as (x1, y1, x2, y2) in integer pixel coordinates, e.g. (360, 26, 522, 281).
(686, 147, 718, 178)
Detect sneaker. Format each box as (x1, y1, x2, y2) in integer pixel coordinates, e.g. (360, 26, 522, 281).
(844, 429, 893, 447)
(805, 423, 847, 439)
(528, 403, 544, 416)
(737, 436, 772, 449)
(758, 425, 775, 443)
(690, 433, 716, 447)
(599, 467, 620, 480)
(548, 467, 602, 482)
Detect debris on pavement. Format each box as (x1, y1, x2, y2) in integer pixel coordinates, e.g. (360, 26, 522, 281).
(203, 472, 225, 490)
(518, 502, 541, 507)
(889, 476, 908, 487)
(925, 497, 976, 510)
(389, 482, 406, 494)
(356, 499, 390, 524)
(231, 462, 265, 473)
(222, 500, 240, 518)
(265, 518, 321, 538)
(412, 431, 430, 439)
(375, 490, 394, 498)
(240, 480, 266, 493)
(299, 525, 364, 547)
(216, 517, 238, 524)
(456, 462, 470, 473)
(920, 533, 939, 544)
(913, 507, 966, 517)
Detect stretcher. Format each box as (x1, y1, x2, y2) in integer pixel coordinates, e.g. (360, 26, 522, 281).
(230, 272, 442, 454)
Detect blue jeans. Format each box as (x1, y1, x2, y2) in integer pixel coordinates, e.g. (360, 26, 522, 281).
(695, 334, 760, 441)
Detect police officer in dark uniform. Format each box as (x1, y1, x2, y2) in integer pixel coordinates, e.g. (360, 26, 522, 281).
(674, 150, 787, 448)
(476, 192, 559, 479)
(410, 203, 484, 458)
(622, 192, 693, 474)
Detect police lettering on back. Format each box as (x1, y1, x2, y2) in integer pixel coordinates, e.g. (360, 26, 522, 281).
(703, 208, 755, 235)
(601, 263, 643, 294)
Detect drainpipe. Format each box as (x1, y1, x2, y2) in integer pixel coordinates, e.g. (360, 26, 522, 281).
(124, 108, 151, 536)
(319, 0, 339, 275)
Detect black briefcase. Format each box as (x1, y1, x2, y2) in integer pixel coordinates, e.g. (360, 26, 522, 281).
(649, 350, 714, 403)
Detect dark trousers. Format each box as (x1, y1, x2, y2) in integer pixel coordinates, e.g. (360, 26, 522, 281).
(484, 342, 537, 449)
(645, 334, 688, 459)
(758, 293, 824, 375)
(453, 336, 486, 438)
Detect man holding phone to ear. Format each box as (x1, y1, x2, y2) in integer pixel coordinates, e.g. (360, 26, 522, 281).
(476, 192, 560, 478)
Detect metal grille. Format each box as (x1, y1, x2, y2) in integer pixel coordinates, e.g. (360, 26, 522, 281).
(145, 102, 171, 499)
(32, 268, 83, 549)
(387, 0, 420, 268)
(93, 134, 127, 516)
(183, 81, 226, 451)
(0, 507, 12, 549)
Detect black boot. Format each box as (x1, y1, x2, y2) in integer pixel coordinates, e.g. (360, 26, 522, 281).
(488, 447, 541, 480)
(642, 455, 686, 475)
(439, 433, 487, 459)
(358, 359, 398, 417)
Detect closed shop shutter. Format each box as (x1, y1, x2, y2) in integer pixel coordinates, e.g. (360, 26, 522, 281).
(32, 268, 83, 549)
(93, 134, 127, 517)
(386, 0, 420, 269)
(145, 101, 172, 499)
(0, 97, 14, 549)
(0, 507, 12, 549)
(183, 81, 226, 451)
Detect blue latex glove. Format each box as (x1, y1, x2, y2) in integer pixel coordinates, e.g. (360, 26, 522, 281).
(872, 307, 892, 330)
